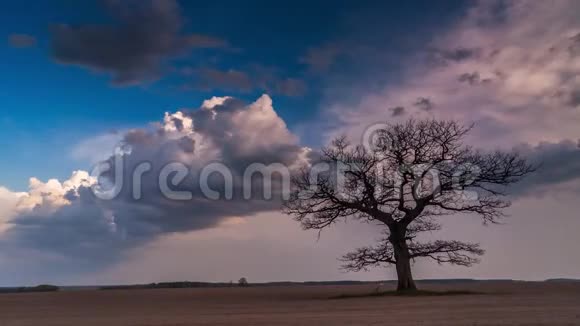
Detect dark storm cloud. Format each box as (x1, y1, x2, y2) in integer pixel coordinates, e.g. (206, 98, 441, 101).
(3, 186, 135, 264)
(8, 33, 37, 48)
(2, 95, 309, 268)
(512, 140, 580, 197)
(50, 0, 227, 85)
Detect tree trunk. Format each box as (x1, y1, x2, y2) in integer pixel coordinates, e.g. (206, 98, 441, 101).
(391, 235, 417, 292)
(395, 251, 416, 292)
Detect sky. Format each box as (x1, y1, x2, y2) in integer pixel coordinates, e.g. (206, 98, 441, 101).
(0, 0, 579, 286)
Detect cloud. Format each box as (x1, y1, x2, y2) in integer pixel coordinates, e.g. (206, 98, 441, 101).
(274, 78, 308, 97)
(313, 0, 580, 204)
(14, 171, 95, 214)
(50, 0, 227, 85)
(389, 106, 405, 117)
(7, 34, 37, 48)
(429, 47, 481, 64)
(325, 0, 580, 148)
(201, 96, 232, 110)
(300, 43, 344, 73)
(182, 34, 228, 49)
(0, 95, 310, 274)
(70, 131, 125, 164)
(189, 67, 307, 97)
(512, 140, 580, 197)
(457, 72, 492, 86)
(413, 97, 434, 111)
(196, 68, 254, 93)
(0, 188, 25, 231)
(77, 212, 386, 285)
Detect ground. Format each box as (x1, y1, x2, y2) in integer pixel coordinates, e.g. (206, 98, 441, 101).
(0, 281, 579, 325)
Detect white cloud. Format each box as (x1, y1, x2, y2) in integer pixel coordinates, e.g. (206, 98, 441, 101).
(0, 187, 26, 230)
(229, 94, 299, 154)
(70, 132, 124, 164)
(201, 96, 232, 110)
(14, 170, 95, 214)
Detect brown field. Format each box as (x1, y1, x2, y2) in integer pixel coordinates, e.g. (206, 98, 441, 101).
(0, 281, 579, 326)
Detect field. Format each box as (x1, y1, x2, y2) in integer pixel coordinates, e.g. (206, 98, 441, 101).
(0, 281, 579, 325)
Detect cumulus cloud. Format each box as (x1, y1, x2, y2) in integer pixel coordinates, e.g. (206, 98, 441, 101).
(14, 171, 95, 214)
(0, 188, 25, 231)
(2, 173, 120, 264)
(7, 33, 37, 48)
(50, 0, 227, 85)
(0, 95, 310, 273)
(327, 0, 580, 148)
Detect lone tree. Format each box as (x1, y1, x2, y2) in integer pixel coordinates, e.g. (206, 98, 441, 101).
(284, 120, 535, 292)
(238, 277, 249, 287)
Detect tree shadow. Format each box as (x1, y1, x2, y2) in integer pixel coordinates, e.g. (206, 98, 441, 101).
(329, 289, 486, 299)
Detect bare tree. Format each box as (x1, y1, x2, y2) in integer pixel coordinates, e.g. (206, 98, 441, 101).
(283, 120, 535, 292)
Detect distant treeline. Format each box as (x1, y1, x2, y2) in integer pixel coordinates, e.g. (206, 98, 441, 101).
(100, 280, 380, 290)
(545, 278, 580, 283)
(100, 281, 234, 290)
(0, 284, 59, 294)
(98, 279, 491, 291)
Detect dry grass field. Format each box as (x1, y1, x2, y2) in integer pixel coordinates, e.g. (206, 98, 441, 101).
(0, 281, 579, 326)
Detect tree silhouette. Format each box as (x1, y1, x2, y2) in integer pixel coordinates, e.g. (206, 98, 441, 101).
(238, 277, 249, 287)
(284, 120, 535, 292)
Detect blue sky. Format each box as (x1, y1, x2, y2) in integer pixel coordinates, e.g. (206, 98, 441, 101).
(0, 0, 468, 190)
